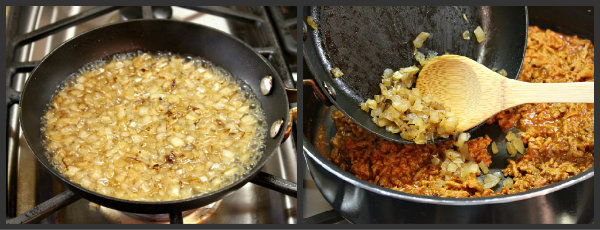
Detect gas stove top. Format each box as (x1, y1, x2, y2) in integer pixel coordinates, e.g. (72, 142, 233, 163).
(5, 6, 297, 224)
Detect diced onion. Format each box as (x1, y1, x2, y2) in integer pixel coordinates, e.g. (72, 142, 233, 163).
(431, 156, 441, 165)
(413, 32, 431, 48)
(506, 141, 517, 157)
(454, 132, 471, 148)
(42, 52, 266, 202)
(493, 171, 503, 178)
(483, 174, 500, 189)
(497, 69, 508, 77)
(361, 65, 457, 144)
(415, 50, 438, 66)
(474, 26, 486, 43)
(462, 30, 471, 40)
(478, 161, 489, 174)
(512, 137, 525, 154)
(306, 16, 318, 30)
(476, 176, 484, 185)
(502, 177, 514, 189)
(331, 67, 344, 78)
(491, 141, 499, 154)
(447, 163, 458, 172)
(505, 131, 516, 142)
(414, 51, 426, 64)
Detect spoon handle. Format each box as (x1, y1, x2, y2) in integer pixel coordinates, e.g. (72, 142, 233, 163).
(503, 80, 594, 109)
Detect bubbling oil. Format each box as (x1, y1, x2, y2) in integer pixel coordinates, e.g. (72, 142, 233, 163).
(42, 51, 266, 201)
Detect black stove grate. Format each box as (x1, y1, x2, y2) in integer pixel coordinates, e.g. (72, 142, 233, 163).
(5, 6, 297, 224)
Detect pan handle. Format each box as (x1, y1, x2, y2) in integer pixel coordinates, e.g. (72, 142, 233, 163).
(285, 86, 297, 103)
(280, 79, 331, 143)
(281, 107, 297, 143)
(280, 79, 334, 144)
(250, 171, 297, 198)
(279, 86, 297, 143)
(6, 190, 81, 224)
(303, 79, 331, 106)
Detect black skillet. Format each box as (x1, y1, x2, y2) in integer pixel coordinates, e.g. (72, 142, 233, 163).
(19, 20, 290, 214)
(303, 6, 528, 144)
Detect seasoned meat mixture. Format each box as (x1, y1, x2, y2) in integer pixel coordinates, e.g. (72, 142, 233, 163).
(331, 110, 494, 198)
(498, 26, 594, 193)
(329, 26, 593, 197)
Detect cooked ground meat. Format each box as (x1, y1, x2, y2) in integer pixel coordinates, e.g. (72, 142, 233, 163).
(329, 26, 593, 197)
(330, 110, 493, 198)
(498, 26, 594, 194)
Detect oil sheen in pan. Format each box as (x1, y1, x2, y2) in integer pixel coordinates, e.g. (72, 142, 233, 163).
(41, 51, 267, 202)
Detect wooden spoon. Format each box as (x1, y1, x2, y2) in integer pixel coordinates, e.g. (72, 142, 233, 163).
(416, 55, 594, 132)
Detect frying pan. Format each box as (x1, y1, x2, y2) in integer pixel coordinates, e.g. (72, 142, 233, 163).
(19, 19, 290, 214)
(303, 6, 528, 144)
(302, 6, 594, 224)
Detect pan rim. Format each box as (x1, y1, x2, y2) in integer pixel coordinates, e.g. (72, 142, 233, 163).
(19, 18, 289, 210)
(303, 139, 593, 206)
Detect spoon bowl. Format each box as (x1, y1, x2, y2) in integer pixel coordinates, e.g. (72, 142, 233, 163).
(417, 55, 594, 132)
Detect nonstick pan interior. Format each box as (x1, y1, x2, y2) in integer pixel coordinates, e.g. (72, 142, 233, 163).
(304, 6, 528, 144)
(20, 19, 289, 213)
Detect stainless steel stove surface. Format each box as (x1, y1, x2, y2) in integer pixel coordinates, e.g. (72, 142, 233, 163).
(6, 6, 297, 224)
